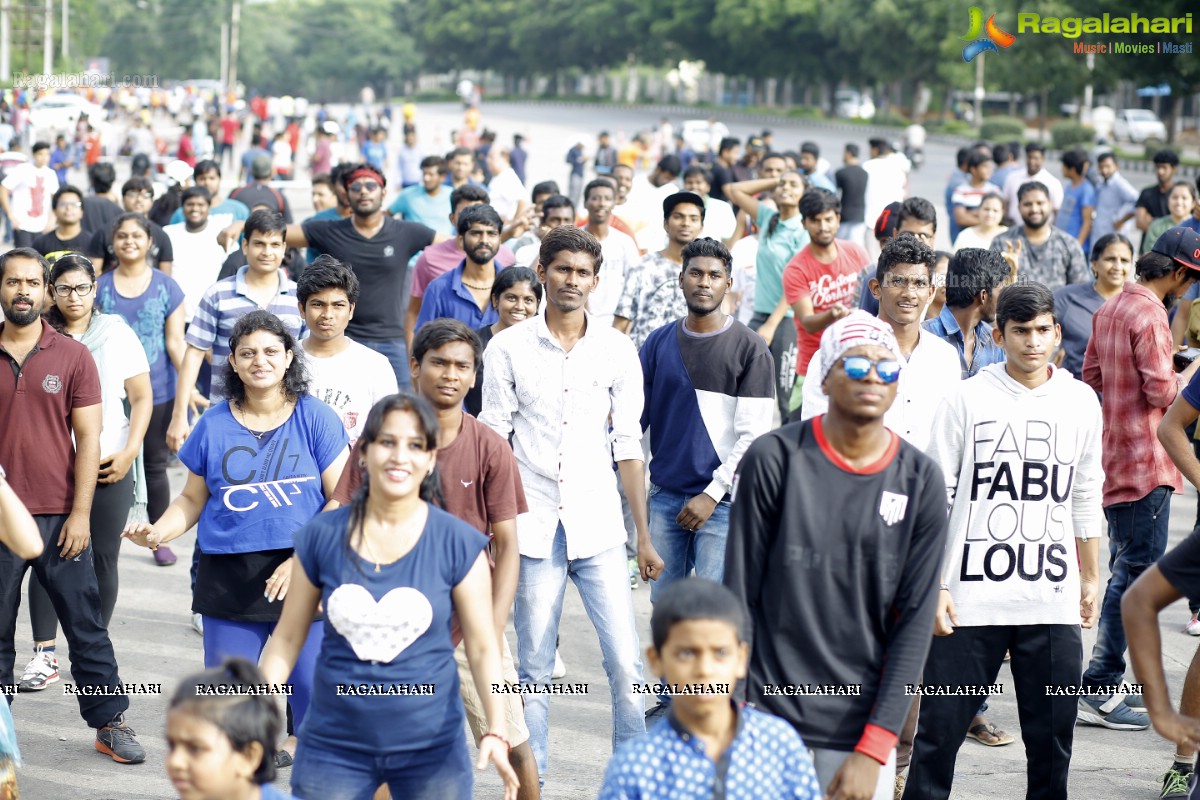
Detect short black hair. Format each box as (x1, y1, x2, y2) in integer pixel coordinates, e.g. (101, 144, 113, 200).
(992, 143, 1010, 164)
(456, 203, 503, 236)
(298, 254, 360, 306)
(180, 185, 212, 205)
(650, 578, 747, 651)
(682, 165, 711, 183)
(540, 194, 574, 216)
(88, 162, 116, 193)
(1061, 149, 1089, 173)
(412, 317, 482, 372)
(656, 155, 682, 177)
(800, 141, 819, 157)
(681, 237, 733, 277)
(1136, 250, 1185, 281)
(945, 248, 1010, 309)
(449, 183, 489, 210)
(996, 282, 1055, 333)
(799, 188, 840, 219)
(956, 147, 970, 169)
(717, 137, 740, 156)
(539, 225, 603, 276)
(583, 178, 616, 202)
(531, 180, 560, 200)
(844, 143, 859, 158)
(876, 232, 936, 284)
(31, 141, 49, 154)
(52, 184, 83, 209)
(1025, 143, 1047, 155)
(121, 176, 153, 196)
(1017, 181, 1050, 203)
(896, 196, 937, 233)
(0, 247, 49, 284)
(1154, 149, 1181, 167)
(243, 209, 286, 242)
(193, 159, 220, 178)
(966, 150, 992, 171)
(1096, 151, 1116, 165)
(419, 155, 446, 172)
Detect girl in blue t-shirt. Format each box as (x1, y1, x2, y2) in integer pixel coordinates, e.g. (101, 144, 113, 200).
(167, 658, 296, 800)
(124, 311, 349, 770)
(259, 393, 519, 800)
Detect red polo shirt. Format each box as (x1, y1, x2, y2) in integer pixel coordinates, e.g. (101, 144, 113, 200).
(0, 319, 101, 514)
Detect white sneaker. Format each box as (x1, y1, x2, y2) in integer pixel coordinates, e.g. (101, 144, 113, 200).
(552, 650, 566, 680)
(1185, 615, 1200, 636)
(191, 613, 204, 635)
(18, 648, 59, 691)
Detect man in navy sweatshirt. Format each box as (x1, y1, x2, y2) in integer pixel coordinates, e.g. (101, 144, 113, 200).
(725, 310, 948, 799)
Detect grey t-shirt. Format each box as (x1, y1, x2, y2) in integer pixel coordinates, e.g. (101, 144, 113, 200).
(1053, 282, 1105, 378)
(991, 227, 1089, 292)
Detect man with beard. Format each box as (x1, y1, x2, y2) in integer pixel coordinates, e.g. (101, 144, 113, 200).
(922, 248, 1010, 379)
(0, 249, 147, 764)
(251, 163, 443, 387)
(581, 178, 640, 327)
(989, 182, 1088, 292)
(415, 204, 506, 330)
(1076, 228, 1200, 731)
(614, 192, 704, 349)
(1001, 143, 1064, 225)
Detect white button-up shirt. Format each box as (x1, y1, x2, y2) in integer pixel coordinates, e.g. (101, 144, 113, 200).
(800, 328, 961, 452)
(480, 313, 645, 560)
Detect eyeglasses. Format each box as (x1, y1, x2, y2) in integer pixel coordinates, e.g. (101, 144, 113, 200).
(840, 356, 902, 384)
(348, 180, 380, 193)
(57, 201, 82, 209)
(123, 191, 153, 200)
(53, 283, 94, 297)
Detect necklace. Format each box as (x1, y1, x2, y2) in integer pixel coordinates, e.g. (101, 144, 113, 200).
(234, 400, 289, 441)
(462, 279, 493, 290)
(361, 532, 383, 573)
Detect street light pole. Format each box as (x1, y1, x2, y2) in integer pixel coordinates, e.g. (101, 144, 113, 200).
(227, 0, 240, 92)
(42, 0, 51, 74)
(973, 51, 985, 126)
(61, 0, 67, 60)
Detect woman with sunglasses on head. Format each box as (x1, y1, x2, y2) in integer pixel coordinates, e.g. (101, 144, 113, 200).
(463, 266, 541, 417)
(14, 253, 154, 694)
(95, 213, 187, 567)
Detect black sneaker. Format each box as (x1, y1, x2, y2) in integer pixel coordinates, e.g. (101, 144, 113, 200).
(1161, 765, 1194, 799)
(95, 713, 146, 764)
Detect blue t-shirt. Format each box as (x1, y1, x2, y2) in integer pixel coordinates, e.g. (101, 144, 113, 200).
(1058, 179, 1097, 248)
(753, 203, 809, 317)
(177, 395, 347, 554)
(293, 505, 488, 754)
(1183, 365, 1200, 411)
(362, 141, 387, 172)
(169, 197, 251, 226)
(96, 269, 186, 404)
(415, 262, 501, 331)
(388, 184, 454, 236)
(260, 783, 295, 800)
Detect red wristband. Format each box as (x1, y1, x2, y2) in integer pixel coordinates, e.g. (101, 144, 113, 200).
(481, 732, 511, 754)
(854, 723, 898, 765)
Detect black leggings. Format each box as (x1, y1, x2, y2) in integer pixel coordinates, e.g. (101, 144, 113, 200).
(29, 470, 133, 640)
(144, 401, 173, 522)
(748, 312, 798, 421)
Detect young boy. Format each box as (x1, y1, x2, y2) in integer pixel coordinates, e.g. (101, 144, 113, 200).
(598, 578, 821, 799)
(297, 255, 397, 445)
(906, 283, 1103, 800)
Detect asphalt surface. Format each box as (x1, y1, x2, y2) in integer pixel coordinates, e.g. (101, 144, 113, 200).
(7, 101, 1187, 799)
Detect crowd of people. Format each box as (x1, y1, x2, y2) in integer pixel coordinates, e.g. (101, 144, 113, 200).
(2, 102, 1200, 800)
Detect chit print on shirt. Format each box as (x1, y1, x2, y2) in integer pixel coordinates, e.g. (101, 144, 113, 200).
(219, 434, 318, 514)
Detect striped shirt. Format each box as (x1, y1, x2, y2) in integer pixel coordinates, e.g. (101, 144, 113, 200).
(184, 266, 305, 398)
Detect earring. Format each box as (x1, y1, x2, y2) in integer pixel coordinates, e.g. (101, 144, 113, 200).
(358, 459, 365, 468)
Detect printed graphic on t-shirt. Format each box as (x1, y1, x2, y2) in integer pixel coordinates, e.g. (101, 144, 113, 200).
(327, 584, 432, 663)
(218, 435, 318, 513)
(962, 420, 1075, 583)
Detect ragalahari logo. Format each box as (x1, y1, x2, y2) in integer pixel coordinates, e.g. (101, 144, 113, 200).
(962, 7, 1016, 62)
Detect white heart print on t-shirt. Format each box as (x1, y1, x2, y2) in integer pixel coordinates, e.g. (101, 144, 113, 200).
(326, 584, 433, 663)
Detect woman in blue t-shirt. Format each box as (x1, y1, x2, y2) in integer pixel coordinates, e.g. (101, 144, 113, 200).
(124, 310, 349, 769)
(260, 393, 519, 800)
(96, 212, 187, 566)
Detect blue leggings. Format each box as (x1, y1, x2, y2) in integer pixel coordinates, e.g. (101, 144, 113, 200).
(202, 616, 323, 730)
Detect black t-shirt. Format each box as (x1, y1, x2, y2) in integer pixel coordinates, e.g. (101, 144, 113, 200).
(33, 229, 92, 263)
(229, 182, 293, 223)
(302, 217, 435, 341)
(80, 195, 123, 239)
(194, 548, 290, 621)
(710, 162, 734, 203)
(88, 219, 174, 271)
(1137, 185, 1171, 220)
(836, 164, 869, 223)
(1157, 528, 1200, 607)
(463, 323, 497, 417)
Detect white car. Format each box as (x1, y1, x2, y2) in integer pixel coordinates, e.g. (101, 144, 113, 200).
(680, 119, 713, 153)
(835, 89, 876, 120)
(29, 94, 107, 134)
(1113, 108, 1167, 143)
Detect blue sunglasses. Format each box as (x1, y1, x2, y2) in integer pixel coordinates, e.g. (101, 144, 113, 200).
(840, 355, 902, 384)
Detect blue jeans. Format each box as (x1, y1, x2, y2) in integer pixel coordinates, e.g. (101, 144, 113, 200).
(514, 525, 645, 779)
(353, 336, 410, 390)
(291, 734, 472, 799)
(647, 484, 731, 602)
(1082, 485, 1172, 689)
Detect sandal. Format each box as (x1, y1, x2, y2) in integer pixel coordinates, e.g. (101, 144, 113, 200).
(274, 749, 294, 768)
(966, 719, 1014, 746)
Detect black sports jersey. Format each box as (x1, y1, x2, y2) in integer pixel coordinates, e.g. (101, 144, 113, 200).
(725, 416, 948, 752)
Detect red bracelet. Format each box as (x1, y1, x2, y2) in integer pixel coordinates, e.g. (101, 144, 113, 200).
(482, 732, 511, 753)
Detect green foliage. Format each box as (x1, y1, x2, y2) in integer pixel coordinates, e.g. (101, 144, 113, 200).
(1051, 121, 1095, 150)
(871, 110, 910, 128)
(979, 116, 1025, 142)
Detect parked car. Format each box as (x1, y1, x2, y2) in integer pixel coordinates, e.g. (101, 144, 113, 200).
(834, 89, 875, 120)
(680, 119, 713, 153)
(29, 93, 107, 133)
(1113, 108, 1167, 143)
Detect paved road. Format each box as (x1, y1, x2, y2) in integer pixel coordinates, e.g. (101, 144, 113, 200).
(7, 101, 1186, 799)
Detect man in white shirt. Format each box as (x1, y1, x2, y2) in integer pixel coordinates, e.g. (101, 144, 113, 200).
(163, 186, 227, 322)
(486, 146, 527, 224)
(623, 155, 682, 252)
(582, 178, 641, 326)
(682, 165, 737, 243)
(0, 141, 58, 248)
(1002, 142, 1064, 224)
(481, 225, 652, 783)
(802, 232, 959, 451)
(297, 255, 398, 445)
(863, 138, 910, 255)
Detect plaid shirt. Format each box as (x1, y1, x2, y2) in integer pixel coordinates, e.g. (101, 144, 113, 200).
(1083, 282, 1182, 506)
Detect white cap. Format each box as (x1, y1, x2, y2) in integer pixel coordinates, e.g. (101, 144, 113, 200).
(818, 310, 900, 383)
